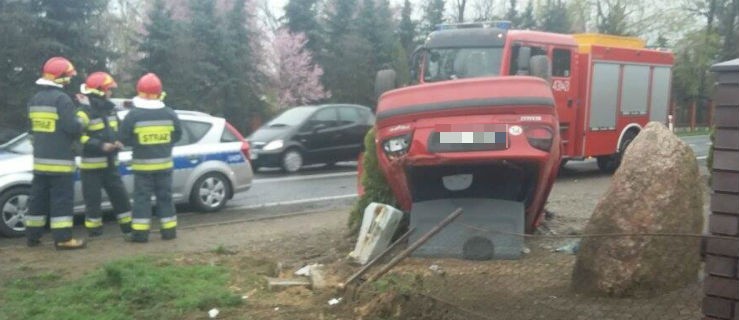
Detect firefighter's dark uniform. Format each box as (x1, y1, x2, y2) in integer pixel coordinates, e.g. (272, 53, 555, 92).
(26, 80, 84, 244)
(77, 95, 132, 236)
(119, 97, 181, 242)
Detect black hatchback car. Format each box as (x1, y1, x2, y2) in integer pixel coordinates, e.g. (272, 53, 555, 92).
(247, 104, 375, 173)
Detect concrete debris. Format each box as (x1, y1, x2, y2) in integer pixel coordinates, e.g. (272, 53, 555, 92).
(554, 241, 580, 254)
(294, 263, 323, 277)
(309, 265, 328, 289)
(349, 203, 404, 265)
(265, 277, 311, 291)
(429, 264, 446, 275)
(208, 308, 219, 319)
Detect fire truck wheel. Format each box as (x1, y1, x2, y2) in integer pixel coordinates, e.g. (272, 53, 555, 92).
(596, 156, 618, 173)
(596, 131, 638, 173)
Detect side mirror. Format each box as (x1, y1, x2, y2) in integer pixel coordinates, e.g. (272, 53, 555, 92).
(529, 55, 551, 82)
(374, 69, 398, 101)
(517, 47, 532, 75)
(409, 45, 424, 83)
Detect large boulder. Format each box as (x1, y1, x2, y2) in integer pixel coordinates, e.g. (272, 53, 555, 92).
(572, 122, 704, 297)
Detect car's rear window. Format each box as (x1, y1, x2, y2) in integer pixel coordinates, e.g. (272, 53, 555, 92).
(221, 127, 240, 142)
(177, 120, 212, 146)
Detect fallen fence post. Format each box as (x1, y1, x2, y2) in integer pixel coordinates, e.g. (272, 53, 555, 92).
(343, 227, 416, 288)
(357, 208, 463, 291)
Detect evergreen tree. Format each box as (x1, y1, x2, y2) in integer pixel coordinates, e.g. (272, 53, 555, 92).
(519, 0, 536, 29)
(31, 0, 113, 72)
(283, 0, 323, 55)
(398, 0, 417, 56)
(0, 0, 38, 132)
(357, 0, 394, 69)
(138, 0, 190, 109)
(391, 40, 411, 86)
(421, 0, 446, 36)
(540, 0, 570, 33)
(221, 0, 264, 133)
(138, 0, 177, 76)
(186, 0, 223, 112)
(505, 0, 520, 26)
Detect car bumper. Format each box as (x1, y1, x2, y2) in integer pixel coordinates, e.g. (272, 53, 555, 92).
(250, 149, 283, 168)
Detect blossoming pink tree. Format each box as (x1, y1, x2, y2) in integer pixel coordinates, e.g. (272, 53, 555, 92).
(270, 29, 331, 109)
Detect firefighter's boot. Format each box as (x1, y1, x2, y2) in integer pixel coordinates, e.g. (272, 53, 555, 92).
(88, 227, 103, 238)
(123, 232, 148, 243)
(54, 238, 86, 250)
(161, 228, 176, 241)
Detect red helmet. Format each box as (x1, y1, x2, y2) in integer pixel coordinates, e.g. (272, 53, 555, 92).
(42, 57, 77, 83)
(83, 72, 117, 96)
(136, 73, 163, 99)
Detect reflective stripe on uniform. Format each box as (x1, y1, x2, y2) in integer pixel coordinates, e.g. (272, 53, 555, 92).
(30, 106, 59, 119)
(76, 110, 90, 126)
(34, 158, 75, 173)
(88, 119, 105, 131)
(161, 216, 177, 230)
(134, 120, 174, 128)
(117, 211, 132, 224)
(80, 157, 108, 169)
(25, 215, 47, 227)
(132, 218, 151, 231)
(85, 218, 103, 228)
(131, 157, 173, 171)
(50, 216, 74, 229)
(108, 116, 119, 130)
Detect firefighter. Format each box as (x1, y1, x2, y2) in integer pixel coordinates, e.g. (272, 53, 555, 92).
(119, 73, 182, 243)
(26, 57, 86, 249)
(76, 72, 133, 237)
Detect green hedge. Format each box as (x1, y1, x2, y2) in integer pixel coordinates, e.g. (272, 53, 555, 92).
(348, 127, 398, 235)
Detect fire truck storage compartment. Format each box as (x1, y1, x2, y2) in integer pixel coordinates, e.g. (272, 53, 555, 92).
(407, 161, 539, 208)
(650, 67, 672, 123)
(589, 62, 619, 130)
(588, 62, 673, 131)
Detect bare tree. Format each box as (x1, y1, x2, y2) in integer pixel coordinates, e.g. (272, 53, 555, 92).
(471, 0, 497, 21)
(255, 0, 281, 33)
(453, 0, 468, 22)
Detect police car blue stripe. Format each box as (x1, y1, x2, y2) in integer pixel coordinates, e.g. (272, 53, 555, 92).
(73, 151, 246, 181)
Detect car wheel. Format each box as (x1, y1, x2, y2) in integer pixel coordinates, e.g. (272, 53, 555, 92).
(0, 187, 30, 237)
(281, 149, 303, 173)
(190, 173, 231, 212)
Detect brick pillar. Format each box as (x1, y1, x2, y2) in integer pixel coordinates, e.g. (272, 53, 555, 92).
(704, 60, 739, 319)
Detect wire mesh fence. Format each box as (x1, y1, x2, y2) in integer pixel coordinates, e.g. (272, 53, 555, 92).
(357, 230, 706, 320)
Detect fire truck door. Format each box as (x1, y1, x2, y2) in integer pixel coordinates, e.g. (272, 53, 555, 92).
(550, 47, 578, 157)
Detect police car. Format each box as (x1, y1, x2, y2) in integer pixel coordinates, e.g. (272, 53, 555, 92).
(0, 109, 254, 237)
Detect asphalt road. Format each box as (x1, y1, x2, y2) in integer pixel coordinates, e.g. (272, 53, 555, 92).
(233, 134, 711, 211)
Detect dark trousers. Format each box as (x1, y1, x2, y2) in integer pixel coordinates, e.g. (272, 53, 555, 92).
(131, 171, 176, 240)
(81, 167, 132, 234)
(26, 174, 74, 242)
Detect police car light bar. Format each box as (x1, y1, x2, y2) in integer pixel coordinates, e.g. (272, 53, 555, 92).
(436, 20, 512, 31)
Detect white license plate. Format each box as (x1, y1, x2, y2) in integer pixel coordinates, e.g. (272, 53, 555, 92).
(250, 153, 258, 160)
(439, 132, 502, 144)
